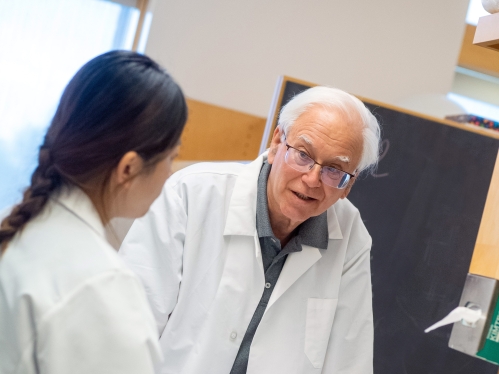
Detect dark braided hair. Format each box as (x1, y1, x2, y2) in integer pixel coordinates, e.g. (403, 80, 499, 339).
(0, 147, 62, 247)
(0, 51, 187, 252)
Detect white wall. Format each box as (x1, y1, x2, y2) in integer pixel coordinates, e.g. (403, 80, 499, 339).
(146, 0, 470, 118)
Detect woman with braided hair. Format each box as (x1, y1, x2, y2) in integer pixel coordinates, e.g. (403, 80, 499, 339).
(0, 51, 187, 374)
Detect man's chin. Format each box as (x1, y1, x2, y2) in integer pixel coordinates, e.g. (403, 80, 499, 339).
(280, 206, 315, 225)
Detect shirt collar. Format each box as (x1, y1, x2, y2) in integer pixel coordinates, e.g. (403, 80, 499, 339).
(256, 160, 329, 250)
(256, 161, 274, 238)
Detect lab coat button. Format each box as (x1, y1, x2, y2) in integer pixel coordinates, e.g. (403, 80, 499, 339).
(230, 332, 237, 340)
(265, 282, 271, 289)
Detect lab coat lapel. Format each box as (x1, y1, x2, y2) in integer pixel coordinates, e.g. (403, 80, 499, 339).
(265, 204, 344, 312)
(327, 203, 343, 240)
(266, 245, 322, 311)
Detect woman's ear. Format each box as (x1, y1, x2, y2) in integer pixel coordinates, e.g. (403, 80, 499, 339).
(267, 127, 283, 164)
(113, 151, 144, 187)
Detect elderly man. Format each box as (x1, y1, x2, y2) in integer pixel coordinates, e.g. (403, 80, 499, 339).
(119, 86, 381, 374)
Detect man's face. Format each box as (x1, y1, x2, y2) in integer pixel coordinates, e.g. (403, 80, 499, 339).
(267, 106, 363, 226)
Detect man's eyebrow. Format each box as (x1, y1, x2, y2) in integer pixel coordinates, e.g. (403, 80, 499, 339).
(334, 155, 350, 164)
(298, 135, 313, 145)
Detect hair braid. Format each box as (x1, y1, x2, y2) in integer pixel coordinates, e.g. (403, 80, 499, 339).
(0, 147, 62, 252)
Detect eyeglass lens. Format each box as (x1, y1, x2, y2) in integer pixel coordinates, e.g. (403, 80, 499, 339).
(285, 147, 350, 189)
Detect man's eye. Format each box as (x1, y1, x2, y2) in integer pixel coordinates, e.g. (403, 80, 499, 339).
(324, 167, 342, 178)
(298, 151, 309, 160)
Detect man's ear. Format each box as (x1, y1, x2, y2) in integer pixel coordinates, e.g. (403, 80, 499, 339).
(267, 127, 283, 164)
(340, 177, 356, 199)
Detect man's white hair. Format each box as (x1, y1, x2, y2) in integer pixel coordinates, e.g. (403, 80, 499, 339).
(277, 86, 381, 173)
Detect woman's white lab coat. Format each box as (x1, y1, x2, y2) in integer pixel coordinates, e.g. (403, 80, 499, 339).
(0, 187, 161, 374)
(120, 153, 374, 374)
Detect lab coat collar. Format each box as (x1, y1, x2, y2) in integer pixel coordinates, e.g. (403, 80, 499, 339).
(223, 153, 265, 237)
(327, 205, 343, 240)
(223, 152, 344, 240)
(52, 185, 106, 238)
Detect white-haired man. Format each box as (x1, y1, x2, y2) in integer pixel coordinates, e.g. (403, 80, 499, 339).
(120, 86, 381, 374)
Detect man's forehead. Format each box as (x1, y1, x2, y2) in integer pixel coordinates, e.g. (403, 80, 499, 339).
(288, 107, 352, 141)
(290, 106, 353, 133)
(287, 107, 362, 167)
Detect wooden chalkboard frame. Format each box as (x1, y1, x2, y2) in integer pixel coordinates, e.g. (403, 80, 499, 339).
(259, 76, 325, 154)
(259, 76, 499, 155)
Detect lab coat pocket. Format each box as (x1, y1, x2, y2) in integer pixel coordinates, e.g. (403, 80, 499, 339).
(305, 298, 338, 369)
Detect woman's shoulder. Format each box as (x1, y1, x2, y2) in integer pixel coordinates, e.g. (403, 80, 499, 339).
(0, 197, 133, 319)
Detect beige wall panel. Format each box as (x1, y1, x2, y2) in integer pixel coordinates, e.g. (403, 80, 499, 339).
(146, 0, 469, 118)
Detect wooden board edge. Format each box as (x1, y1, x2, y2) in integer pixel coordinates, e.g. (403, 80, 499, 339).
(265, 76, 499, 141)
(264, 76, 320, 149)
(264, 77, 288, 149)
(469, 149, 499, 279)
(358, 96, 499, 140)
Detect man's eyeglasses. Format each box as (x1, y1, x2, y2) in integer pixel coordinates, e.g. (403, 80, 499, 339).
(284, 142, 355, 189)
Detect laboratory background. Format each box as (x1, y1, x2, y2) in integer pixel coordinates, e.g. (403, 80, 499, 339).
(1, 0, 499, 373)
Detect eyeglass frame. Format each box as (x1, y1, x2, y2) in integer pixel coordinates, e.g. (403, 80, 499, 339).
(282, 139, 356, 189)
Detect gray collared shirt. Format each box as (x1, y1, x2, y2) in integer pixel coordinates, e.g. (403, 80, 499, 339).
(230, 161, 328, 374)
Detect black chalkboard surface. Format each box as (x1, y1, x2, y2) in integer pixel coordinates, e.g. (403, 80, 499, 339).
(263, 77, 499, 373)
(354, 104, 499, 374)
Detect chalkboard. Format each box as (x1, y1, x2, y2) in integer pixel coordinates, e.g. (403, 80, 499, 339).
(263, 77, 499, 373)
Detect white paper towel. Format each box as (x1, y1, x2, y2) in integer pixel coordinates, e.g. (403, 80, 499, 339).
(425, 306, 482, 333)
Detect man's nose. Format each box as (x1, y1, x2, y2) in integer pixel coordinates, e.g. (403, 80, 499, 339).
(301, 164, 322, 188)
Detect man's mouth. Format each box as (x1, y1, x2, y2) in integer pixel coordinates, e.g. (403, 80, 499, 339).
(293, 191, 315, 201)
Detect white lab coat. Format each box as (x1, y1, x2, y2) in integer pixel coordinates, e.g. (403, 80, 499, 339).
(0, 187, 162, 374)
(120, 153, 373, 374)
